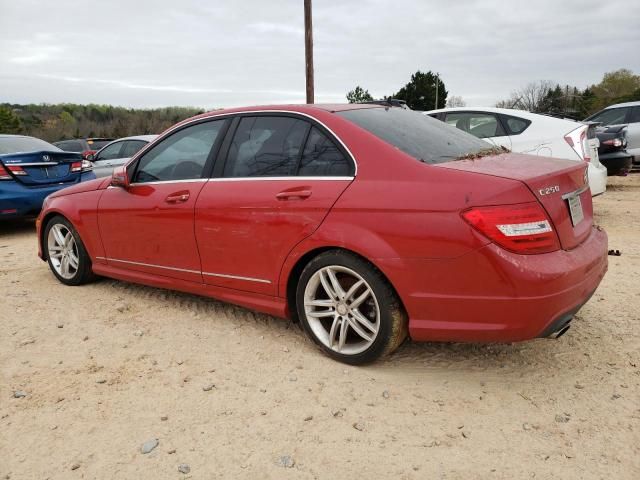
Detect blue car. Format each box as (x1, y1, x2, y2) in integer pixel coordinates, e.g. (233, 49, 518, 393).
(0, 134, 96, 219)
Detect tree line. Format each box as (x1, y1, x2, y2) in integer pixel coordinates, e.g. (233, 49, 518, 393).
(0, 103, 204, 142)
(346, 68, 640, 119)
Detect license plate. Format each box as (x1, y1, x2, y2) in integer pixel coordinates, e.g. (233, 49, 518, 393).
(567, 195, 584, 226)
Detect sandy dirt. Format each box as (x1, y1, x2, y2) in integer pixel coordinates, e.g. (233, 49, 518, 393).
(1, 175, 639, 479)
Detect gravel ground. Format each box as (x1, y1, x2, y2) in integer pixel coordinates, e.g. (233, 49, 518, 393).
(1, 175, 638, 479)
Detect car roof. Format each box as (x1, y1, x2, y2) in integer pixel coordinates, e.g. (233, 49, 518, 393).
(604, 100, 640, 109)
(108, 135, 158, 142)
(0, 134, 35, 139)
(189, 103, 381, 121)
(425, 106, 586, 124)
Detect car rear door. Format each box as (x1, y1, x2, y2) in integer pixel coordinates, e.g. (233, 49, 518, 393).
(194, 114, 355, 296)
(97, 119, 229, 283)
(443, 111, 512, 150)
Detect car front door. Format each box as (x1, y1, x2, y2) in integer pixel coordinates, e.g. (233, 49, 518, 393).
(97, 119, 229, 283)
(444, 111, 512, 150)
(194, 114, 355, 296)
(92, 141, 125, 177)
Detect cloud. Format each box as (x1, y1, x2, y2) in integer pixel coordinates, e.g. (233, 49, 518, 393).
(1, 0, 638, 108)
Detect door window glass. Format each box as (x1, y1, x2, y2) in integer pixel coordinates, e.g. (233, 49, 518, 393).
(121, 140, 147, 158)
(445, 112, 503, 138)
(97, 142, 124, 161)
(588, 107, 630, 126)
(298, 127, 351, 176)
(223, 116, 308, 177)
(134, 121, 224, 182)
(629, 106, 640, 123)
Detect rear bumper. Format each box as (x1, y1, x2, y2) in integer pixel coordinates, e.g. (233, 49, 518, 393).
(0, 173, 95, 219)
(599, 151, 633, 176)
(378, 226, 608, 343)
(587, 162, 607, 196)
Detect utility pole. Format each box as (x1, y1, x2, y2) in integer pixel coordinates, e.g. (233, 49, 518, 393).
(434, 73, 439, 109)
(304, 0, 314, 104)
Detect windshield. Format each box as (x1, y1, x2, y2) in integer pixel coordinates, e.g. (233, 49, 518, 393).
(87, 139, 112, 151)
(0, 136, 61, 155)
(337, 107, 491, 164)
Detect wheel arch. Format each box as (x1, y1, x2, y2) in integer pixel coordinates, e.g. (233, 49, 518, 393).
(39, 210, 71, 261)
(284, 245, 407, 323)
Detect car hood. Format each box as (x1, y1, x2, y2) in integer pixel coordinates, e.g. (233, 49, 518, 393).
(48, 176, 112, 199)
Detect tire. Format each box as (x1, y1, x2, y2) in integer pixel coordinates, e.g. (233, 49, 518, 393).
(295, 250, 407, 365)
(44, 215, 95, 286)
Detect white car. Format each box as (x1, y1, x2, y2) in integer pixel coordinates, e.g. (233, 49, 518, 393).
(424, 107, 607, 196)
(89, 135, 158, 178)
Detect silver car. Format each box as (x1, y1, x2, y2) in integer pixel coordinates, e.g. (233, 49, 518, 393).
(89, 135, 157, 177)
(585, 101, 640, 165)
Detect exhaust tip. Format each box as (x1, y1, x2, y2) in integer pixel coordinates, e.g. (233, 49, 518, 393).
(549, 324, 571, 339)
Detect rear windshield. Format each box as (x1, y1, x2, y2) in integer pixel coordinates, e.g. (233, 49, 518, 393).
(0, 136, 61, 155)
(337, 107, 491, 164)
(87, 139, 112, 151)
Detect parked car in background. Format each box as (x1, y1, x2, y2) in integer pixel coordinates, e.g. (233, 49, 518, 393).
(36, 104, 607, 364)
(54, 138, 114, 160)
(585, 101, 640, 169)
(592, 124, 632, 176)
(0, 134, 95, 219)
(88, 135, 157, 178)
(425, 107, 608, 196)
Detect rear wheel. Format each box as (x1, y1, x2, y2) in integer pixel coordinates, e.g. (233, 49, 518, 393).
(296, 250, 407, 365)
(45, 215, 95, 286)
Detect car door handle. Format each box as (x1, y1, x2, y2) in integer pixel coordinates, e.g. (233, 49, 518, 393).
(276, 189, 312, 200)
(165, 191, 190, 203)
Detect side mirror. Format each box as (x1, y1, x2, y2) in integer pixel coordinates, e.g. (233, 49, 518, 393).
(110, 165, 130, 189)
(86, 153, 95, 161)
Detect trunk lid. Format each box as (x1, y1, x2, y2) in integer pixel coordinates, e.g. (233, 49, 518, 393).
(0, 150, 84, 186)
(439, 152, 592, 250)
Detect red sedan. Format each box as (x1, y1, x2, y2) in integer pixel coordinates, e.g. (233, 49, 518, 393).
(36, 104, 608, 364)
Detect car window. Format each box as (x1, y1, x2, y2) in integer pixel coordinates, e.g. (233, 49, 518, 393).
(629, 106, 640, 123)
(0, 136, 61, 154)
(298, 127, 352, 176)
(97, 142, 124, 161)
(134, 121, 224, 183)
(338, 107, 490, 164)
(503, 115, 531, 135)
(223, 116, 308, 177)
(588, 107, 631, 126)
(444, 112, 503, 138)
(120, 140, 147, 158)
(57, 140, 84, 152)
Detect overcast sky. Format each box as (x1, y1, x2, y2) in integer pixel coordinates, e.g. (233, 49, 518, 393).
(1, 0, 638, 109)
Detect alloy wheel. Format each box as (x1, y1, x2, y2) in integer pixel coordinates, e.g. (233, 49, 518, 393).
(303, 265, 380, 355)
(47, 223, 79, 280)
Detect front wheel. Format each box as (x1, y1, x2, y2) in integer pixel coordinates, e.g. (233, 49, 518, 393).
(296, 250, 407, 365)
(45, 215, 95, 286)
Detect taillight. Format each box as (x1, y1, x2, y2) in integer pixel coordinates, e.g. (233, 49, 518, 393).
(7, 165, 27, 175)
(602, 138, 623, 148)
(71, 160, 92, 173)
(564, 125, 590, 162)
(461, 202, 560, 254)
(0, 164, 11, 180)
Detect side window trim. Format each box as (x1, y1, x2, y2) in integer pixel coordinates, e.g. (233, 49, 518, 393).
(130, 118, 230, 184)
(211, 112, 356, 179)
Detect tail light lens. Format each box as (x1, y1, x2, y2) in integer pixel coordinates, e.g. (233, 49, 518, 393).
(71, 160, 93, 172)
(564, 125, 590, 162)
(462, 202, 560, 254)
(0, 164, 11, 180)
(0, 164, 27, 179)
(602, 138, 623, 148)
(7, 165, 27, 175)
